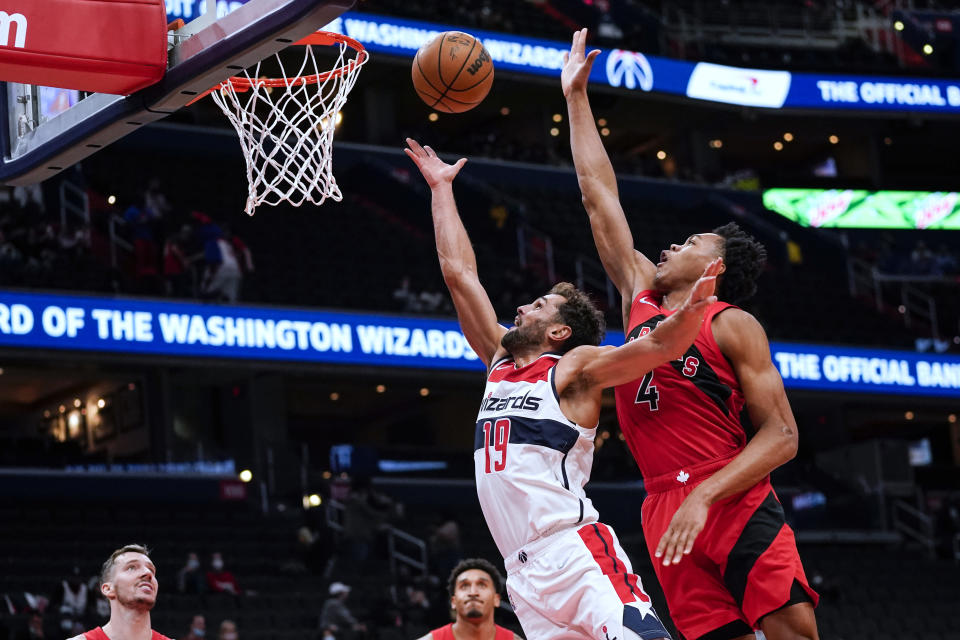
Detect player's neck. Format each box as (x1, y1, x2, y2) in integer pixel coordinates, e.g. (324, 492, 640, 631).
(102, 607, 153, 640)
(451, 617, 497, 640)
(510, 346, 549, 369)
(661, 282, 695, 311)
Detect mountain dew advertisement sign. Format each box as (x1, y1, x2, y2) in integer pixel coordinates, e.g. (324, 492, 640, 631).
(763, 189, 960, 229)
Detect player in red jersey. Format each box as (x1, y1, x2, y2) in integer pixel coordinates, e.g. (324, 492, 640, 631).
(562, 29, 819, 640)
(418, 558, 522, 640)
(69, 544, 171, 640)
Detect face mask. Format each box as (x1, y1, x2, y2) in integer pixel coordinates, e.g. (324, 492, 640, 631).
(187, 559, 200, 570)
(212, 559, 224, 571)
(192, 628, 205, 637)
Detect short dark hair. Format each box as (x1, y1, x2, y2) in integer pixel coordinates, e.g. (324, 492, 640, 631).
(712, 222, 767, 303)
(547, 282, 605, 352)
(100, 544, 151, 586)
(447, 558, 503, 598)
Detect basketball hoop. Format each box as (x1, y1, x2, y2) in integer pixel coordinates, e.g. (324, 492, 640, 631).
(195, 32, 367, 216)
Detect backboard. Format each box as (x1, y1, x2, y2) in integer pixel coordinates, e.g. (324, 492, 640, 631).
(0, 0, 355, 186)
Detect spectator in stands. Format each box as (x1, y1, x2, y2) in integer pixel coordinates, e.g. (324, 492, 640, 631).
(343, 477, 397, 568)
(319, 582, 366, 640)
(417, 558, 521, 640)
(53, 566, 88, 636)
(177, 553, 205, 595)
(182, 614, 206, 640)
(429, 512, 463, 583)
(933, 244, 958, 275)
(909, 240, 935, 275)
(124, 205, 161, 294)
(68, 543, 171, 640)
(392, 276, 418, 311)
(163, 224, 194, 298)
(196, 215, 243, 303)
(206, 552, 240, 596)
(217, 619, 238, 640)
(144, 178, 172, 221)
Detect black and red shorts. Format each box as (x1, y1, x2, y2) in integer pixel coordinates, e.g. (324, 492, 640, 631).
(641, 457, 819, 640)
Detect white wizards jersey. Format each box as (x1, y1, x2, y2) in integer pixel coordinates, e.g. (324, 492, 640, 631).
(475, 353, 600, 558)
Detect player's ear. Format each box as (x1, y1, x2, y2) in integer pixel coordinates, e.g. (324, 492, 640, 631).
(548, 324, 572, 344)
(450, 594, 456, 610)
(493, 592, 501, 608)
(101, 581, 113, 599)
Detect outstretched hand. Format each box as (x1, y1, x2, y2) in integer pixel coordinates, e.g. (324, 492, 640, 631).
(561, 28, 601, 97)
(680, 258, 722, 314)
(404, 138, 467, 189)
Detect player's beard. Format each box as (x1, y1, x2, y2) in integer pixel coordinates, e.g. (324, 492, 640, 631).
(117, 585, 156, 612)
(501, 319, 546, 355)
(463, 603, 484, 619)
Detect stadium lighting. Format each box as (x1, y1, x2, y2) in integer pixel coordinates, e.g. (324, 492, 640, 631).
(239, 469, 253, 483)
(420, 387, 430, 397)
(905, 411, 914, 420)
(97, 398, 105, 408)
(656, 150, 667, 160)
(107, 195, 117, 205)
(922, 43, 933, 55)
(773, 141, 784, 151)
(549, 127, 560, 137)
(329, 392, 340, 401)
(600, 127, 610, 137)
(597, 118, 607, 126)
(500, 107, 510, 116)
(376, 384, 386, 393)
(428, 112, 439, 122)
(948, 414, 957, 424)
(552, 113, 562, 123)
(829, 135, 839, 144)
(308, 494, 321, 507)
(783, 132, 794, 142)
(894, 20, 904, 31)
(709, 139, 723, 149)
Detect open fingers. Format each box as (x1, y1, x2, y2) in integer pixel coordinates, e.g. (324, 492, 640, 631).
(423, 145, 437, 158)
(405, 138, 426, 157)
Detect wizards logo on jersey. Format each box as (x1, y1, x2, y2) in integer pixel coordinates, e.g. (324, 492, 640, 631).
(480, 390, 543, 413)
(627, 315, 732, 416)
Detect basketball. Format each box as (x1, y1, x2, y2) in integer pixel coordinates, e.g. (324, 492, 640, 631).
(412, 31, 494, 113)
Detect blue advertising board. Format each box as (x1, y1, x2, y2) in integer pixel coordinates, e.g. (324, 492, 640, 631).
(164, 3, 960, 114)
(2, 291, 959, 396)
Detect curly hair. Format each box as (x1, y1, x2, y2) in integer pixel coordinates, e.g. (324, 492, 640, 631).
(712, 222, 767, 304)
(447, 558, 503, 598)
(547, 282, 605, 352)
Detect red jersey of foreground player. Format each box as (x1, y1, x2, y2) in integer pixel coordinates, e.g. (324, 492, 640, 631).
(430, 623, 515, 640)
(81, 628, 170, 640)
(562, 25, 819, 640)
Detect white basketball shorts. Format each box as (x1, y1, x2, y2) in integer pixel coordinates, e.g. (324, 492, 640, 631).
(504, 521, 671, 640)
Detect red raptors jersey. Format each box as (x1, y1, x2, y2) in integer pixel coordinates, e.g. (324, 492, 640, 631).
(431, 623, 515, 640)
(81, 627, 170, 640)
(615, 290, 747, 480)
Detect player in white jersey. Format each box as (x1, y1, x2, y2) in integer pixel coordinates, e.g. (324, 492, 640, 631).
(406, 139, 721, 640)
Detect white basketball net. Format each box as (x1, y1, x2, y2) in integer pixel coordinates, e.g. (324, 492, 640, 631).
(210, 35, 366, 216)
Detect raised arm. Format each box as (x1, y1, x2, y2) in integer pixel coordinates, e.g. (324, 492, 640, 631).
(653, 308, 799, 566)
(562, 28, 656, 303)
(405, 139, 507, 368)
(558, 259, 719, 393)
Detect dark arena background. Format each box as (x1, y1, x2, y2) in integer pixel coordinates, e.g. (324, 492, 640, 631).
(1, 1, 960, 639)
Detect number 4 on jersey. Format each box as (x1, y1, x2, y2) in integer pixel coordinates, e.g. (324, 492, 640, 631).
(634, 371, 659, 411)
